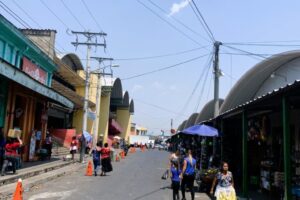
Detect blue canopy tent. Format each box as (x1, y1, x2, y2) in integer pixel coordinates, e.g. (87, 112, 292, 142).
(181, 124, 220, 137)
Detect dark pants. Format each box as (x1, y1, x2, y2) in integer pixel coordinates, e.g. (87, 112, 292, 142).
(181, 174, 195, 200)
(93, 159, 100, 175)
(172, 181, 180, 200)
(1, 156, 17, 175)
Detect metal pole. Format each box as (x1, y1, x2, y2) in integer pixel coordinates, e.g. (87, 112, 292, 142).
(80, 44, 91, 163)
(282, 96, 291, 200)
(93, 72, 101, 148)
(213, 41, 222, 155)
(242, 110, 248, 198)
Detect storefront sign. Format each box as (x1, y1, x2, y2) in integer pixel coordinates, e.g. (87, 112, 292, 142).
(0, 60, 74, 109)
(22, 57, 47, 85)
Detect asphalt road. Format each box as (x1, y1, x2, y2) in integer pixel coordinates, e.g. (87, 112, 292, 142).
(24, 149, 210, 200)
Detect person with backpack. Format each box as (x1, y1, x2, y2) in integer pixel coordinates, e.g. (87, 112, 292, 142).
(91, 142, 102, 176)
(170, 161, 182, 200)
(180, 149, 196, 200)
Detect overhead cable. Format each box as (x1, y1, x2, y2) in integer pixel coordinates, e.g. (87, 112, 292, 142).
(189, 0, 215, 42)
(80, 0, 103, 31)
(40, 0, 69, 29)
(136, 0, 205, 47)
(60, 0, 86, 30)
(115, 45, 208, 61)
(121, 53, 210, 80)
(147, 0, 210, 43)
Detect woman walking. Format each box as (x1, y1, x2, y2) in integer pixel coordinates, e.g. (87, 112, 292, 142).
(170, 161, 182, 200)
(100, 143, 112, 176)
(210, 162, 236, 200)
(91, 142, 101, 176)
(1, 136, 22, 176)
(180, 149, 196, 200)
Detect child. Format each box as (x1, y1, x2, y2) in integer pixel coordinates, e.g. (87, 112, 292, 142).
(91, 142, 102, 176)
(70, 136, 78, 161)
(170, 162, 182, 200)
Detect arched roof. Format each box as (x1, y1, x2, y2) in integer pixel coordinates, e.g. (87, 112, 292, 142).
(60, 53, 84, 71)
(111, 78, 123, 100)
(184, 113, 198, 129)
(195, 99, 224, 124)
(177, 120, 187, 132)
(129, 99, 134, 114)
(220, 50, 300, 114)
(122, 91, 130, 107)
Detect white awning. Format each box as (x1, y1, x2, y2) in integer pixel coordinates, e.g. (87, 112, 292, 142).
(0, 60, 74, 109)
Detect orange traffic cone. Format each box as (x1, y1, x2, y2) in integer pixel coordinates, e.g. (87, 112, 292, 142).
(116, 154, 120, 162)
(13, 178, 23, 200)
(85, 160, 93, 176)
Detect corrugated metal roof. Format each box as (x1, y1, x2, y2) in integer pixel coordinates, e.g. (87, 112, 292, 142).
(220, 50, 300, 113)
(203, 80, 300, 123)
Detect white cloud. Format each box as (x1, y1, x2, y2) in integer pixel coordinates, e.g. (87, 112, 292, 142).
(168, 0, 191, 17)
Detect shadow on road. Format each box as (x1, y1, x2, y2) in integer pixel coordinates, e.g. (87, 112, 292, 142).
(132, 185, 170, 200)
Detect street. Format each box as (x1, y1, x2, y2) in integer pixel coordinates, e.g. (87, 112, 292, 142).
(23, 150, 210, 200)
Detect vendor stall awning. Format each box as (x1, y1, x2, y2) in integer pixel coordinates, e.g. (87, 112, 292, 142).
(0, 60, 74, 109)
(109, 119, 123, 135)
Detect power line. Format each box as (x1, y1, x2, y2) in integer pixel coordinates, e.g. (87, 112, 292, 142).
(40, 0, 69, 29)
(135, 99, 189, 116)
(80, 0, 103, 31)
(10, 0, 68, 54)
(136, 0, 204, 47)
(175, 52, 213, 119)
(223, 45, 267, 60)
(189, 0, 215, 42)
(121, 53, 210, 80)
(114, 45, 208, 61)
(194, 57, 213, 112)
(60, 0, 86, 30)
(147, 0, 210, 43)
(224, 42, 300, 47)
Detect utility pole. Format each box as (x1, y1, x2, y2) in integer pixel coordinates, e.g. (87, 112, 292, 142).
(213, 41, 222, 155)
(90, 57, 113, 148)
(71, 31, 107, 163)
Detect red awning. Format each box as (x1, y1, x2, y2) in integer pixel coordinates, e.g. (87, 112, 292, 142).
(109, 119, 123, 135)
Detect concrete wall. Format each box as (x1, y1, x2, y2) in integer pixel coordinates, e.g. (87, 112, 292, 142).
(116, 109, 130, 141)
(99, 94, 110, 143)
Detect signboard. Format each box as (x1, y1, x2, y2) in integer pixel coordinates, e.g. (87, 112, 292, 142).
(87, 108, 96, 121)
(22, 57, 47, 85)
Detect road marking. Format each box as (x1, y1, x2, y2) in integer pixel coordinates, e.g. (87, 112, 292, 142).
(28, 190, 74, 200)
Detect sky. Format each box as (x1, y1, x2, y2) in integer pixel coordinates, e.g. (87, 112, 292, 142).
(2, 0, 300, 135)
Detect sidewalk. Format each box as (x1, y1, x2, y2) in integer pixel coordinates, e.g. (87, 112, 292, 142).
(0, 154, 84, 199)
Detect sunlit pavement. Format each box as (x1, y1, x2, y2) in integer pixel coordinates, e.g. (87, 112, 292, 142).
(24, 149, 211, 200)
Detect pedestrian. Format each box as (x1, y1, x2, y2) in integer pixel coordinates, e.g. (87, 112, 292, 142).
(1, 136, 22, 176)
(44, 132, 52, 160)
(91, 142, 102, 176)
(210, 162, 236, 200)
(0, 127, 6, 172)
(170, 161, 182, 200)
(100, 143, 112, 176)
(70, 136, 78, 161)
(180, 149, 196, 200)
